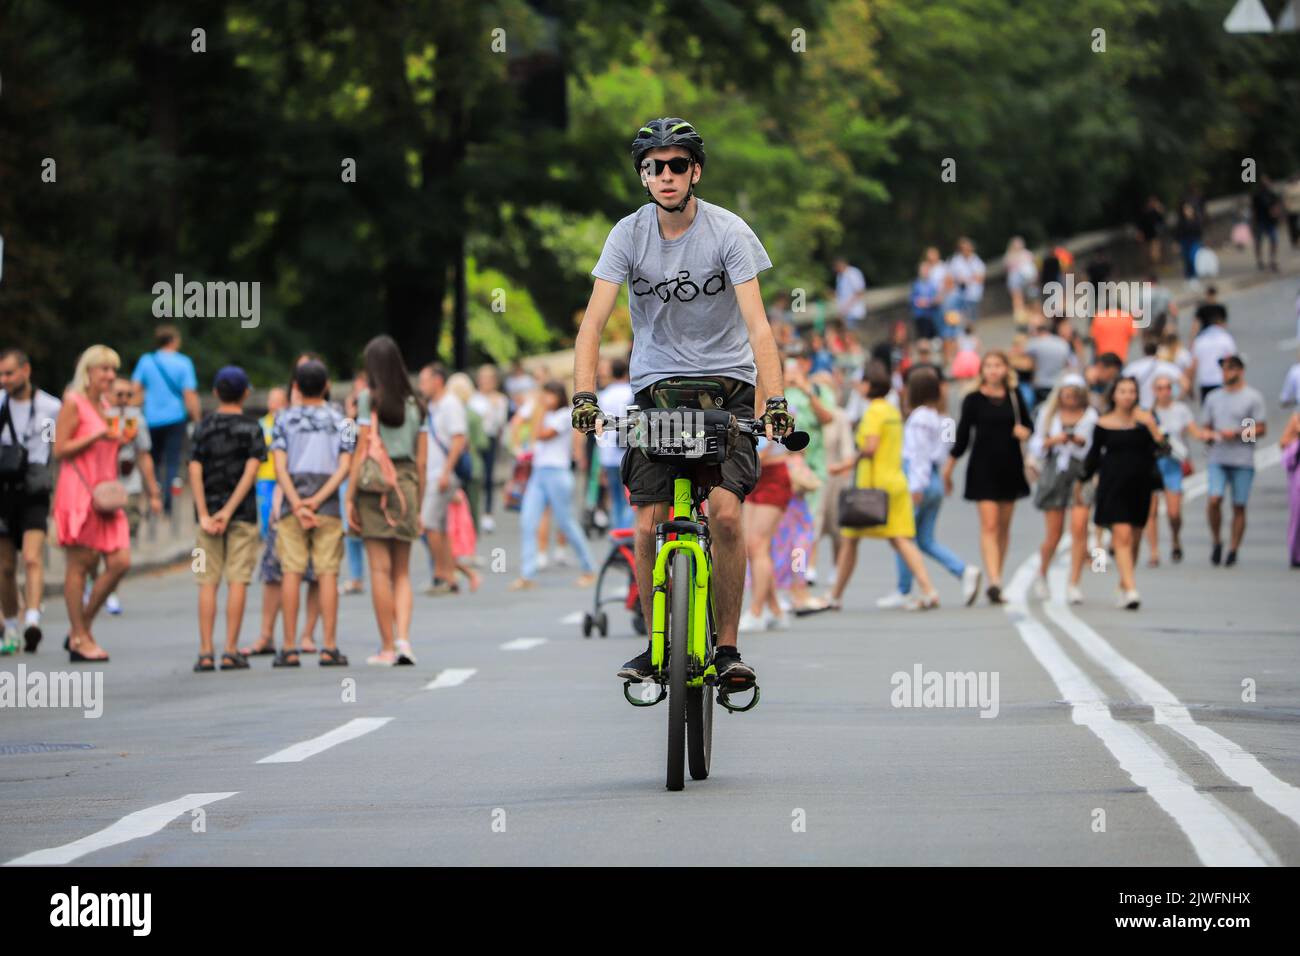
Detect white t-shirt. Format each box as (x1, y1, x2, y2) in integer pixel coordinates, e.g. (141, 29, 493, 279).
(0, 388, 62, 466)
(425, 393, 467, 478)
(835, 265, 867, 322)
(928, 260, 950, 298)
(596, 380, 634, 467)
(468, 391, 509, 438)
(1279, 362, 1300, 408)
(1124, 356, 1185, 408)
(533, 409, 574, 469)
(1191, 326, 1236, 387)
(948, 253, 986, 301)
(1152, 402, 1194, 461)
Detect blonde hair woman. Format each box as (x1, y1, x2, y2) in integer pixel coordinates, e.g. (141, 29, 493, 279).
(53, 345, 131, 661)
(942, 350, 1033, 604)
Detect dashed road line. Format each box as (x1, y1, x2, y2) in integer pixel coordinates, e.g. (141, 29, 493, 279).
(424, 667, 477, 690)
(501, 637, 547, 651)
(5, 792, 239, 866)
(257, 717, 393, 764)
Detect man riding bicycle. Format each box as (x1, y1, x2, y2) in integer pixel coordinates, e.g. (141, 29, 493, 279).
(571, 117, 794, 690)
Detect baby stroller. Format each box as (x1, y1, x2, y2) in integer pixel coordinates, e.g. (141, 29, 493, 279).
(582, 527, 647, 638)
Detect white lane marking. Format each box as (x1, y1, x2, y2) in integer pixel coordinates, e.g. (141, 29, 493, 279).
(501, 637, 548, 651)
(5, 792, 238, 866)
(1044, 566, 1300, 833)
(1004, 563, 1269, 866)
(424, 667, 477, 690)
(559, 611, 584, 624)
(257, 717, 393, 764)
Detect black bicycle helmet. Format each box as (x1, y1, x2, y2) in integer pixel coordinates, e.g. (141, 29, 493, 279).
(630, 117, 706, 171)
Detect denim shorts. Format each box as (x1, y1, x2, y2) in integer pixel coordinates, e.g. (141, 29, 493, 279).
(1206, 463, 1254, 504)
(1156, 456, 1184, 494)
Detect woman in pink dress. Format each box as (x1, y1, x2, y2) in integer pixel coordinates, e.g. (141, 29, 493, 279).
(52, 345, 131, 662)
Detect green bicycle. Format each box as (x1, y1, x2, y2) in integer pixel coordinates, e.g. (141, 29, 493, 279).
(601, 405, 807, 791)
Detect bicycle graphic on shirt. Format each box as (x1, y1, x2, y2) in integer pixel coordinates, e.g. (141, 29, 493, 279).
(632, 270, 726, 303)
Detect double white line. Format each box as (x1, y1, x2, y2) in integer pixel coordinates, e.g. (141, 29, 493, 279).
(1006, 443, 1297, 865)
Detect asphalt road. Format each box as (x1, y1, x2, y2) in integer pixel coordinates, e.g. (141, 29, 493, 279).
(2, 262, 1299, 866)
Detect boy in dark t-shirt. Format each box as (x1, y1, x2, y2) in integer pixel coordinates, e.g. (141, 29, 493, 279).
(189, 366, 265, 671)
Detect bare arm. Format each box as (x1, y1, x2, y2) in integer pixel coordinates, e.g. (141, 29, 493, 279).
(735, 278, 784, 411)
(573, 279, 621, 396)
(183, 388, 201, 423)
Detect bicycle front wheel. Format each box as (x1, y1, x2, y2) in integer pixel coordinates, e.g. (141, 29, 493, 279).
(666, 550, 690, 791)
(687, 588, 715, 780)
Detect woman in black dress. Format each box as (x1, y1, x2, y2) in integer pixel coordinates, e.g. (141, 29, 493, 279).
(942, 350, 1033, 604)
(1082, 376, 1166, 610)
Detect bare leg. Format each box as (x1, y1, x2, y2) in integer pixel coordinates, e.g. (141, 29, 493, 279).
(391, 541, 413, 643)
(1068, 505, 1089, 586)
(366, 540, 395, 653)
(1207, 496, 1223, 547)
(1111, 524, 1136, 592)
(996, 502, 1015, 570)
(830, 536, 860, 602)
(63, 547, 96, 648)
(1145, 495, 1161, 561)
(256, 581, 281, 649)
(280, 571, 303, 650)
(634, 502, 671, 635)
(302, 580, 320, 648)
(21, 529, 45, 612)
(318, 574, 339, 651)
(743, 502, 782, 618)
(1230, 504, 1247, 552)
(84, 548, 130, 624)
(224, 582, 248, 654)
(1039, 509, 1064, 582)
(707, 489, 745, 648)
(0, 537, 17, 619)
(893, 537, 936, 595)
(1166, 491, 1183, 553)
(977, 501, 1003, 587)
(198, 582, 219, 657)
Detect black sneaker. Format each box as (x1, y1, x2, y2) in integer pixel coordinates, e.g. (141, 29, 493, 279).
(23, 624, 42, 653)
(1225, 550, 1238, 567)
(617, 646, 656, 682)
(712, 646, 756, 690)
(1211, 543, 1223, 566)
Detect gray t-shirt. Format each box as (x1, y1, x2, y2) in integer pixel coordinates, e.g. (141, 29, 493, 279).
(592, 199, 772, 394)
(1025, 334, 1073, 389)
(1199, 385, 1266, 468)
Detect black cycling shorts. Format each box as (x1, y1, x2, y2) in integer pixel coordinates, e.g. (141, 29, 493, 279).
(619, 377, 760, 506)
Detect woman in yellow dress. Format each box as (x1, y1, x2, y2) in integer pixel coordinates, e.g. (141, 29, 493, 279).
(827, 364, 940, 610)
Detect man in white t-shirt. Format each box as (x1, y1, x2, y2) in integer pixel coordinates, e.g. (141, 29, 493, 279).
(833, 257, 868, 328)
(1189, 312, 1237, 402)
(0, 348, 62, 654)
(947, 237, 986, 325)
(1125, 339, 1187, 409)
(596, 357, 635, 530)
(418, 363, 467, 594)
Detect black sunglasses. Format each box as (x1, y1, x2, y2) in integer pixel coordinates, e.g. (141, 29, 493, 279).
(641, 156, 694, 176)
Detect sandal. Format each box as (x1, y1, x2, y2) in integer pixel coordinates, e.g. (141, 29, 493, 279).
(68, 634, 110, 663)
(220, 651, 250, 670)
(272, 649, 301, 668)
(239, 637, 277, 656)
(793, 598, 833, 616)
(194, 654, 216, 673)
(319, 646, 349, 667)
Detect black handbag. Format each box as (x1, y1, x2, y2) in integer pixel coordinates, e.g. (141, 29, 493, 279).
(837, 454, 889, 528)
(0, 398, 29, 487)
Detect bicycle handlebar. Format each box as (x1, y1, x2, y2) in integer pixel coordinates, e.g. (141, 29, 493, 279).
(593, 413, 810, 453)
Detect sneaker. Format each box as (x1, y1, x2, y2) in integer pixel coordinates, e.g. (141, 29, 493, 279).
(1117, 588, 1141, 611)
(0, 626, 18, 656)
(551, 549, 571, 568)
(986, 585, 1004, 605)
(767, 612, 791, 631)
(961, 567, 982, 606)
(737, 610, 770, 633)
(712, 646, 756, 690)
(805, 567, 818, 585)
(1067, 585, 1084, 605)
(482, 514, 496, 533)
(1032, 577, 1050, 601)
(617, 646, 655, 681)
(106, 592, 122, 615)
(875, 590, 909, 610)
(1211, 543, 1223, 566)
(23, 623, 43, 653)
(904, 592, 940, 611)
(535, 552, 550, 571)
(394, 640, 416, 665)
(1225, 550, 1238, 567)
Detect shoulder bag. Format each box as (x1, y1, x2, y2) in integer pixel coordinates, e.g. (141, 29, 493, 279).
(837, 451, 889, 528)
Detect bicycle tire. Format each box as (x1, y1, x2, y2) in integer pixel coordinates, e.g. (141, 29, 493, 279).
(666, 549, 690, 791)
(687, 588, 714, 780)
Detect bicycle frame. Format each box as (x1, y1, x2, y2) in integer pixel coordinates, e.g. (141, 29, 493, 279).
(649, 475, 712, 685)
